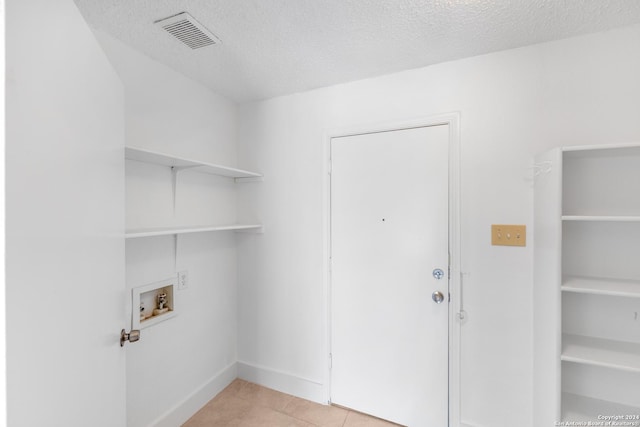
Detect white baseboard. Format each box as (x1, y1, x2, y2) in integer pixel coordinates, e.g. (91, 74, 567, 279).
(461, 422, 483, 427)
(151, 362, 237, 427)
(237, 360, 324, 404)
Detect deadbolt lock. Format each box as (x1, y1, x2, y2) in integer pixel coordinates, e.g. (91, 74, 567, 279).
(432, 268, 445, 280)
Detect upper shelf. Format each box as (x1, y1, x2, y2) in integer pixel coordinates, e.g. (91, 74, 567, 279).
(562, 142, 640, 158)
(125, 146, 262, 180)
(562, 215, 640, 222)
(126, 224, 263, 239)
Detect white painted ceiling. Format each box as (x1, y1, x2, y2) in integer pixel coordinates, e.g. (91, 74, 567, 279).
(75, 0, 640, 103)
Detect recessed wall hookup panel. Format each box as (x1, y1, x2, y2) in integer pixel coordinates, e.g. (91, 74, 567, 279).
(132, 277, 178, 330)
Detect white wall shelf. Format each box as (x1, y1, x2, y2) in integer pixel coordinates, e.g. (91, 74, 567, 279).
(125, 146, 263, 239)
(561, 334, 640, 373)
(562, 393, 640, 422)
(562, 215, 640, 222)
(125, 224, 263, 239)
(125, 146, 262, 181)
(563, 142, 640, 155)
(562, 276, 640, 298)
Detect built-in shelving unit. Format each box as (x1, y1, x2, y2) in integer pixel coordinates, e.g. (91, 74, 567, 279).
(126, 224, 263, 239)
(534, 143, 640, 426)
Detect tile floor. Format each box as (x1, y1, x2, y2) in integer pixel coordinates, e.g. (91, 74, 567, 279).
(182, 379, 401, 427)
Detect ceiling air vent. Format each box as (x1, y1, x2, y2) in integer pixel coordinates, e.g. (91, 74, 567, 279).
(155, 12, 220, 50)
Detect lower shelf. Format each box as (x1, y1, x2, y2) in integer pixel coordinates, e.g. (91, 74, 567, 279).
(562, 392, 640, 422)
(562, 334, 640, 373)
(125, 224, 263, 238)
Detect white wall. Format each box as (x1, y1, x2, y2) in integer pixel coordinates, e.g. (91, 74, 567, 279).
(236, 24, 640, 427)
(92, 32, 240, 427)
(6, 1, 126, 426)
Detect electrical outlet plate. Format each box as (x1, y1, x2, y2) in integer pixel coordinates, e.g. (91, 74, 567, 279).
(177, 270, 189, 290)
(492, 224, 526, 247)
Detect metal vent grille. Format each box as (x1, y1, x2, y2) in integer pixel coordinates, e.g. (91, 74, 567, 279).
(155, 12, 220, 50)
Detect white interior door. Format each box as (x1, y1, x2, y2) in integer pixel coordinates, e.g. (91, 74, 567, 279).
(330, 125, 449, 426)
(6, 1, 127, 425)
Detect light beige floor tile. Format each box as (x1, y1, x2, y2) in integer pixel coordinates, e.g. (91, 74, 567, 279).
(283, 397, 349, 427)
(238, 405, 315, 427)
(182, 394, 252, 427)
(183, 380, 406, 427)
(220, 378, 249, 397)
(235, 381, 296, 411)
(343, 411, 402, 427)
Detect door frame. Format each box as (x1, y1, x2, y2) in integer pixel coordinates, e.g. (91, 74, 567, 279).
(322, 112, 461, 426)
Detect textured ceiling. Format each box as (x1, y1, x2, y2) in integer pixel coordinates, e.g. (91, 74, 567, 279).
(75, 0, 640, 103)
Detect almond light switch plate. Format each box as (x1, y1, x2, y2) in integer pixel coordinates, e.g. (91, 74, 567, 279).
(492, 224, 526, 247)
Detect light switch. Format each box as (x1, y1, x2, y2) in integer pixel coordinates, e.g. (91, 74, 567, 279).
(492, 224, 526, 247)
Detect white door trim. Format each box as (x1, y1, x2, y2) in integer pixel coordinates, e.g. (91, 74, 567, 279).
(322, 112, 461, 426)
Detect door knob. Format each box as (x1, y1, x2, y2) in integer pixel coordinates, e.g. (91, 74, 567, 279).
(120, 329, 140, 347)
(432, 291, 445, 304)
